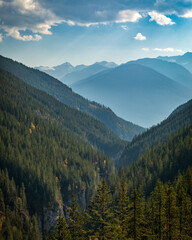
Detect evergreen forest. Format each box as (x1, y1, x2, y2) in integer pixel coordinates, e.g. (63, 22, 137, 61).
(0, 56, 192, 239)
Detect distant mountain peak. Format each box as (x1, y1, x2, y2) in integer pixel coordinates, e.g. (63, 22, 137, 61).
(56, 62, 74, 68)
(96, 61, 118, 68)
(183, 52, 192, 56)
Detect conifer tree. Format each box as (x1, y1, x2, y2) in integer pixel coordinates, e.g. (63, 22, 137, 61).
(87, 179, 114, 240)
(68, 194, 85, 240)
(48, 217, 71, 240)
(126, 188, 146, 240)
(164, 182, 178, 240)
(116, 180, 129, 238)
(176, 179, 192, 239)
(150, 180, 165, 240)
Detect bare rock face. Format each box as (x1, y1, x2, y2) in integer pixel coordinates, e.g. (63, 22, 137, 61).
(42, 201, 64, 234)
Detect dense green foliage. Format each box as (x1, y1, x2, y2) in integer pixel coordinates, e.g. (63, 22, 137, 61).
(0, 55, 145, 141)
(0, 169, 41, 240)
(49, 171, 192, 239)
(120, 99, 192, 166)
(0, 67, 125, 159)
(0, 68, 118, 215)
(1, 55, 192, 239)
(119, 124, 192, 195)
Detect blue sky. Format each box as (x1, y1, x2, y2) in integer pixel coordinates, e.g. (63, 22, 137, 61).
(1, 0, 192, 67)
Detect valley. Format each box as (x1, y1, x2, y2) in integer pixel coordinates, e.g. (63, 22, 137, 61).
(0, 52, 192, 239)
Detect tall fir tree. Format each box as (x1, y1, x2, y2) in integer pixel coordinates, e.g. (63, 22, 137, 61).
(164, 182, 178, 240)
(150, 180, 166, 240)
(116, 180, 129, 239)
(176, 178, 192, 239)
(126, 188, 146, 240)
(87, 179, 114, 240)
(48, 217, 71, 240)
(68, 194, 85, 240)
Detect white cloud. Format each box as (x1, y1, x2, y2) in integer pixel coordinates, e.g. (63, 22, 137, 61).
(180, 9, 192, 18)
(6, 28, 42, 41)
(0, 0, 63, 41)
(142, 47, 149, 51)
(61, 9, 142, 27)
(148, 11, 175, 25)
(153, 48, 184, 53)
(134, 33, 146, 40)
(0, 33, 2, 42)
(121, 25, 129, 31)
(57, 9, 142, 28)
(116, 10, 142, 23)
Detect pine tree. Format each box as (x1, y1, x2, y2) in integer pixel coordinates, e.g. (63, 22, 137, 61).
(29, 215, 42, 240)
(48, 217, 71, 240)
(150, 180, 165, 240)
(87, 179, 114, 240)
(126, 188, 146, 240)
(116, 180, 129, 238)
(68, 194, 85, 240)
(164, 182, 178, 240)
(176, 179, 192, 239)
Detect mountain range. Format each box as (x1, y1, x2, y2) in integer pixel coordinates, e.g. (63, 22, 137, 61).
(1, 53, 192, 238)
(119, 98, 192, 166)
(158, 52, 192, 73)
(36, 52, 192, 128)
(71, 61, 191, 127)
(36, 61, 118, 85)
(0, 55, 144, 141)
(61, 62, 116, 86)
(129, 58, 192, 89)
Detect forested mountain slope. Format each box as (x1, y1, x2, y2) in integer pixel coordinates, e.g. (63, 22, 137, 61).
(0, 68, 122, 233)
(0, 169, 42, 239)
(119, 124, 192, 196)
(0, 55, 144, 141)
(0, 68, 126, 159)
(119, 99, 192, 166)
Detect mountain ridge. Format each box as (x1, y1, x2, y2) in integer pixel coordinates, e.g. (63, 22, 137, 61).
(71, 62, 191, 127)
(119, 98, 192, 166)
(0, 54, 144, 141)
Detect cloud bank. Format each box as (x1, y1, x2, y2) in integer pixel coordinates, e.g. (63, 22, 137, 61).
(1, 0, 192, 41)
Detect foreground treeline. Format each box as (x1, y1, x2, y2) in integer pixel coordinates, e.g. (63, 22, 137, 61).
(48, 169, 192, 240)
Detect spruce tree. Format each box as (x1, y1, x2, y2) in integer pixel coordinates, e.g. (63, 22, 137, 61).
(48, 217, 71, 240)
(150, 180, 165, 240)
(116, 180, 129, 238)
(126, 188, 146, 240)
(87, 179, 114, 240)
(68, 194, 85, 240)
(176, 179, 192, 239)
(164, 182, 178, 240)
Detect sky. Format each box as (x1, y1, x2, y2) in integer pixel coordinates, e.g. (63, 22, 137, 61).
(1, 0, 192, 67)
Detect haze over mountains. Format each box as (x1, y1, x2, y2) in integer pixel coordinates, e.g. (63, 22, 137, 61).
(36, 52, 192, 128)
(158, 52, 192, 73)
(119, 98, 192, 166)
(36, 61, 118, 85)
(1, 53, 192, 238)
(72, 61, 191, 127)
(0, 55, 144, 141)
(130, 58, 192, 89)
(61, 62, 117, 86)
